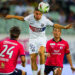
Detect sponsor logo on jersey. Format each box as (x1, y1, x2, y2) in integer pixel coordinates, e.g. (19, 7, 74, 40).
(54, 50, 60, 53)
(50, 43, 55, 45)
(57, 44, 65, 46)
(29, 25, 46, 32)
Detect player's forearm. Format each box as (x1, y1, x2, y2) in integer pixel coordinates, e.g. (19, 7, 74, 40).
(6, 15, 24, 21)
(13, 15, 24, 21)
(54, 24, 66, 29)
(21, 56, 26, 67)
(66, 54, 73, 67)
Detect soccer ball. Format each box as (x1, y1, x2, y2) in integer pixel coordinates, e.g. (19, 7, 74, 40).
(38, 2, 50, 13)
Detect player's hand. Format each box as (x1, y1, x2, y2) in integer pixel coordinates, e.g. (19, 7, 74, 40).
(5, 15, 14, 19)
(45, 53, 51, 57)
(71, 66, 75, 72)
(65, 24, 72, 29)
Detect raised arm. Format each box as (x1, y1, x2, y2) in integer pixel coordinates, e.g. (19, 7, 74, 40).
(5, 15, 24, 21)
(54, 24, 72, 29)
(21, 56, 26, 67)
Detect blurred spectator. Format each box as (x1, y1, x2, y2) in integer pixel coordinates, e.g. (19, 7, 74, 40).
(50, 0, 61, 11)
(0, 2, 10, 17)
(58, 9, 66, 24)
(65, 0, 75, 16)
(25, 2, 35, 14)
(68, 11, 75, 23)
(14, 1, 26, 16)
(0, 0, 8, 3)
(22, 11, 29, 17)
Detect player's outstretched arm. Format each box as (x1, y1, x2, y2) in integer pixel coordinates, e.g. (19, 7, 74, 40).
(54, 24, 72, 29)
(66, 53, 75, 72)
(21, 56, 26, 67)
(5, 15, 24, 21)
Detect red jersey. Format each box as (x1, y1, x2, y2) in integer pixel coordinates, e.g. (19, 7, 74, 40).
(45, 38, 70, 68)
(0, 39, 25, 74)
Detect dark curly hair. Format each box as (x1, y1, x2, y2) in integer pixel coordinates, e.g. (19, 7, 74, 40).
(10, 26, 21, 39)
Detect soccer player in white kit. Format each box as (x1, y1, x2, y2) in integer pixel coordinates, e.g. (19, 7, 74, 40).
(6, 7, 72, 75)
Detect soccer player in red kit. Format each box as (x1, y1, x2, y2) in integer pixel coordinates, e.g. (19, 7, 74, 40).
(45, 28, 75, 75)
(0, 26, 27, 75)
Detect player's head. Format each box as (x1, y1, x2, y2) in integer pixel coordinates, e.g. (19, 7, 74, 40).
(34, 7, 42, 20)
(53, 27, 61, 38)
(10, 26, 20, 40)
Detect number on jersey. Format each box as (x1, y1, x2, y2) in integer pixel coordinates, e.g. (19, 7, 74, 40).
(0, 45, 15, 58)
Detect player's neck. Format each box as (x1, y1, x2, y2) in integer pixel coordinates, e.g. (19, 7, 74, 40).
(54, 37, 61, 42)
(10, 38, 18, 40)
(34, 16, 41, 21)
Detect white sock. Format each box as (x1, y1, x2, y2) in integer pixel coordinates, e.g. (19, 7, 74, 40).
(40, 64, 45, 75)
(32, 70, 38, 75)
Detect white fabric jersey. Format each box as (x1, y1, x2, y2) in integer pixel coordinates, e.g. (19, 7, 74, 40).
(24, 14, 54, 39)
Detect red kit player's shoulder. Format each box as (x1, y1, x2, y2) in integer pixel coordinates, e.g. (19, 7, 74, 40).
(62, 39, 69, 44)
(47, 39, 54, 43)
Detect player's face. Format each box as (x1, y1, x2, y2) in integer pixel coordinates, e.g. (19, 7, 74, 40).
(34, 10, 42, 20)
(53, 28, 61, 38)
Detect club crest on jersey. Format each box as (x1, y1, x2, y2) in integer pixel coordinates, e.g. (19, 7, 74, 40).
(60, 46, 63, 50)
(41, 23, 44, 27)
(30, 22, 33, 24)
(50, 43, 55, 45)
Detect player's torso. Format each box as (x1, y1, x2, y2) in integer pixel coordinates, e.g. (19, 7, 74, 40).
(50, 40, 66, 56)
(46, 39, 67, 67)
(0, 40, 20, 74)
(28, 14, 48, 38)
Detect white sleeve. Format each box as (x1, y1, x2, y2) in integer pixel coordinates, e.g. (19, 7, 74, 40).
(24, 14, 32, 21)
(46, 18, 54, 27)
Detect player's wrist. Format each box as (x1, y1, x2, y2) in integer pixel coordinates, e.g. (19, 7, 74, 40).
(21, 63, 25, 67)
(64, 26, 66, 29)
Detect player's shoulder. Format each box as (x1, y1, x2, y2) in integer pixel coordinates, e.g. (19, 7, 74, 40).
(17, 42, 22, 46)
(24, 14, 34, 21)
(2, 39, 22, 46)
(42, 15, 47, 19)
(47, 39, 53, 43)
(25, 14, 33, 18)
(62, 39, 69, 44)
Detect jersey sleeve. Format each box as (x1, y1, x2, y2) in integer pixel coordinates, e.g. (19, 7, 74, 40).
(24, 14, 32, 21)
(46, 18, 54, 27)
(46, 41, 51, 53)
(65, 42, 70, 54)
(19, 44, 25, 56)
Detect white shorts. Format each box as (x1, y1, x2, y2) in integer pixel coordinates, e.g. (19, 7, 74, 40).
(29, 37, 47, 54)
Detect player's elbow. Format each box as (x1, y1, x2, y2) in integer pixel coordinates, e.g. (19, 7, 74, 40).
(21, 56, 26, 63)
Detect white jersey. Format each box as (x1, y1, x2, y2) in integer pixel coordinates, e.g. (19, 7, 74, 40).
(24, 14, 54, 39)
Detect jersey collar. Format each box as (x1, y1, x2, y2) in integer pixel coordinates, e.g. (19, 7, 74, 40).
(53, 38, 62, 43)
(10, 38, 17, 41)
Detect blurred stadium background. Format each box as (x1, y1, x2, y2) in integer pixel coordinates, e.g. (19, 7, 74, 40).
(0, 0, 75, 75)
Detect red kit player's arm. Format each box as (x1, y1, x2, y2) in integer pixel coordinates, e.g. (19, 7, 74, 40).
(65, 42, 75, 71)
(19, 44, 26, 67)
(21, 56, 26, 67)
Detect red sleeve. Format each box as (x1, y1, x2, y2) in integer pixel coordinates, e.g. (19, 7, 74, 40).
(65, 42, 70, 54)
(46, 41, 51, 53)
(19, 44, 25, 56)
